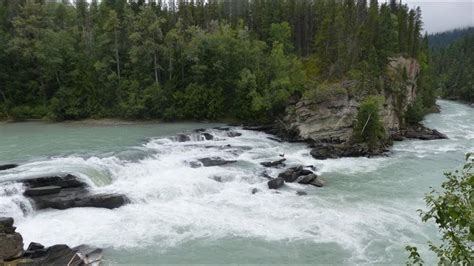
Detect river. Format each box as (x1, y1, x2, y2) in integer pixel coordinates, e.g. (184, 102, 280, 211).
(0, 100, 472, 264)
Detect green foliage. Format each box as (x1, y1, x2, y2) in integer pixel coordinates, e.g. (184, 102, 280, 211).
(353, 96, 386, 148)
(0, 0, 426, 122)
(407, 153, 474, 265)
(404, 97, 424, 125)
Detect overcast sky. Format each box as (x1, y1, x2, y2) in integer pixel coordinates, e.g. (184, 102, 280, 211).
(401, 0, 474, 33)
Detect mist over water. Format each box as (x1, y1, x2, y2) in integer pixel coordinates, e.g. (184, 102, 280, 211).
(0, 100, 472, 264)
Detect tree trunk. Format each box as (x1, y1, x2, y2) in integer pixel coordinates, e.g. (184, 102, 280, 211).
(154, 52, 159, 84)
(114, 27, 120, 81)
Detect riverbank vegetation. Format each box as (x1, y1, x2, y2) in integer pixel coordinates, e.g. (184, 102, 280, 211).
(407, 153, 474, 265)
(0, 0, 431, 122)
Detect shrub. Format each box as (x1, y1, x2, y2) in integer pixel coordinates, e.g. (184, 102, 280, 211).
(353, 96, 386, 148)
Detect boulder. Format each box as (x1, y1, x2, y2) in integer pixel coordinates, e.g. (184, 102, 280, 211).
(29, 188, 127, 210)
(403, 125, 448, 140)
(310, 178, 326, 187)
(0, 217, 23, 261)
(260, 158, 286, 167)
(251, 188, 260, 194)
(296, 174, 318, 184)
(267, 177, 284, 189)
(176, 134, 190, 142)
(201, 132, 214, 140)
(278, 166, 314, 183)
(21, 174, 86, 189)
(296, 190, 307, 196)
(24, 186, 61, 197)
(227, 131, 242, 137)
(194, 157, 237, 167)
(0, 164, 18, 171)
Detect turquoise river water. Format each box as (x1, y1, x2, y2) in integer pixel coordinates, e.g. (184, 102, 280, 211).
(0, 100, 473, 264)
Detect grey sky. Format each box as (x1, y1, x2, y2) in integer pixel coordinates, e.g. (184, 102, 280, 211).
(402, 0, 474, 33)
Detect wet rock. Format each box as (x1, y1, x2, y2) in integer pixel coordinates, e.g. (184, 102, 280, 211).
(251, 188, 260, 194)
(243, 125, 274, 132)
(201, 132, 214, 140)
(193, 128, 206, 132)
(227, 131, 242, 137)
(0, 164, 18, 171)
(0, 217, 14, 229)
(296, 174, 318, 184)
(0, 217, 23, 261)
(210, 176, 223, 182)
(267, 137, 283, 142)
(30, 188, 127, 210)
(24, 186, 61, 197)
(403, 125, 448, 140)
(213, 127, 230, 131)
(260, 158, 286, 168)
(267, 177, 284, 189)
(21, 174, 86, 189)
(176, 134, 191, 142)
(310, 178, 326, 187)
(390, 132, 405, 141)
(196, 157, 237, 167)
(278, 166, 314, 183)
(296, 190, 307, 196)
(260, 171, 273, 180)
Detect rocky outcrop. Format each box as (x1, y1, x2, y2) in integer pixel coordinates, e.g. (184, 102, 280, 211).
(11, 174, 128, 210)
(0, 163, 18, 171)
(191, 157, 237, 167)
(260, 158, 286, 167)
(1, 217, 102, 265)
(266, 165, 325, 189)
(263, 56, 448, 159)
(0, 217, 23, 261)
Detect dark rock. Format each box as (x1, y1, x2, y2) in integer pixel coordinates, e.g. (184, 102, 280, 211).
(0, 164, 18, 171)
(278, 166, 314, 183)
(227, 131, 242, 137)
(213, 127, 230, 131)
(193, 128, 206, 132)
(390, 132, 405, 141)
(260, 158, 286, 168)
(2, 226, 16, 234)
(267, 137, 283, 142)
(176, 134, 191, 142)
(24, 186, 61, 197)
(27, 242, 45, 251)
(0, 232, 23, 261)
(296, 191, 307, 196)
(243, 125, 274, 132)
(29, 188, 127, 210)
(296, 174, 318, 184)
(251, 188, 260, 194)
(402, 125, 448, 140)
(309, 144, 340, 160)
(310, 178, 326, 187)
(201, 132, 214, 140)
(196, 157, 237, 167)
(267, 177, 284, 189)
(260, 171, 273, 180)
(21, 174, 86, 189)
(72, 245, 103, 265)
(210, 176, 222, 182)
(0, 217, 14, 228)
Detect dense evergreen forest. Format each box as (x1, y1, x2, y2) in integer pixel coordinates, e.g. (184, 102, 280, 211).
(429, 28, 474, 103)
(0, 0, 431, 121)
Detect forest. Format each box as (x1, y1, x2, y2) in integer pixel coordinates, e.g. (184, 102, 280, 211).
(429, 28, 474, 103)
(0, 0, 430, 122)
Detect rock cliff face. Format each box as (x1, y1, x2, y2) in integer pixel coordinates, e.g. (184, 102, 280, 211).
(282, 56, 420, 144)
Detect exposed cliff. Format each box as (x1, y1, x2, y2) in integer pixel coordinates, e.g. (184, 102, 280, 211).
(282, 56, 419, 144)
(271, 56, 446, 159)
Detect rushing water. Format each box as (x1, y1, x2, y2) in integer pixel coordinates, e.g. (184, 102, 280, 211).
(0, 100, 472, 264)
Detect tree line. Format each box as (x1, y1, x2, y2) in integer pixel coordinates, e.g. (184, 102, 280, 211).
(429, 28, 474, 103)
(0, 0, 429, 121)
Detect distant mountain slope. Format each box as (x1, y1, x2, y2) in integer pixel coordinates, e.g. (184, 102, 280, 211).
(428, 27, 474, 50)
